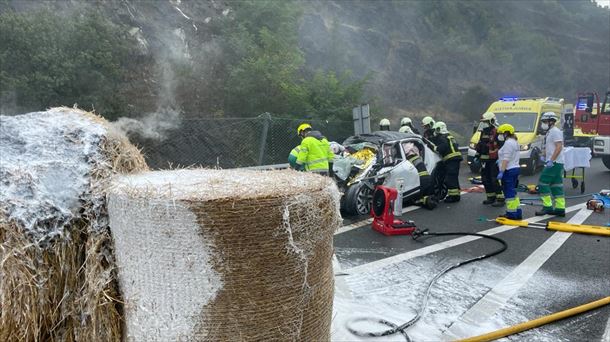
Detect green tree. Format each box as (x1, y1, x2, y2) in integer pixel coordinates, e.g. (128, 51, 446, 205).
(0, 10, 137, 119)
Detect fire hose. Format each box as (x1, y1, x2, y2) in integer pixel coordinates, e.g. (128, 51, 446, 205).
(345, 230, 508, 342)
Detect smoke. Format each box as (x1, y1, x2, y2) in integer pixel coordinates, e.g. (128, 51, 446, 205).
(112, 108, 182, 140)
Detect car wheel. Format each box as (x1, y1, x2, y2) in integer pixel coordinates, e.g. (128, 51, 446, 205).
(344, 183, 373, 216)
(603, 156, 610, 170)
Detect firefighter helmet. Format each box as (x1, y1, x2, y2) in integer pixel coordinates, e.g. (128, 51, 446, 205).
(481, 112, 496, 122)
(421, 116, 435, 128)
(540, 112, 558, 122)
(400, 117, 412, 126)
(297, 123, 312, 135)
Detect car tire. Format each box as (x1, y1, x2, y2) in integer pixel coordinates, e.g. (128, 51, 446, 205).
(602, 156, 610, 170)
(343, 183, 373, 216)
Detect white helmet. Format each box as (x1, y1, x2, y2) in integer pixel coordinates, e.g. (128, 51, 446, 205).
(379, 118, 391, 130)
(398, 125, 413, 133)
(481, 112, 496, 122)
(400, 117, 412, 126)
(433, 121, 448, 134)
(421, 116, 435, 128)
(540, 112, 558, 122)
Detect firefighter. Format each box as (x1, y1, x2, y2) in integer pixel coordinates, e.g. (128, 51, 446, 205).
(288, 146, 301, 169)
(403, 142, 437, 209)
(295, 123, 334, 175)
(379, 118, 391, 131)
(535, 112, 566, 217)
(421, 116, 436, 140)
(496, 124, 522, 219)
(431, 121, 463, 202)
(399, 117, 420, 134)
(475, 112, 505, 206)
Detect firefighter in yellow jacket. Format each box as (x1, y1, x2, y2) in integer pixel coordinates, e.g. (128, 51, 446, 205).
(295, 123, 334, 175)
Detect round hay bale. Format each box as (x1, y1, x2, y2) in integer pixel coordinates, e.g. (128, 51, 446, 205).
(108, 169, 341, 341)
(0, 107, 147, 341)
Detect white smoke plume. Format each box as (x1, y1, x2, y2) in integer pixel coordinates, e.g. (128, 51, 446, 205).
(112, 108, 181, 140)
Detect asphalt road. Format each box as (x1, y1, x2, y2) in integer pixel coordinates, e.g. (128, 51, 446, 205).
(332, 157, 610, 341)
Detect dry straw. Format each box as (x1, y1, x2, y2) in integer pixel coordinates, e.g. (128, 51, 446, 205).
(108, 169, 341, 341)
(0, 107, 148, 341)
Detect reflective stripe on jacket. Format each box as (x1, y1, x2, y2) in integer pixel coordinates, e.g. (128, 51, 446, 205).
(296, 133, 334, 172)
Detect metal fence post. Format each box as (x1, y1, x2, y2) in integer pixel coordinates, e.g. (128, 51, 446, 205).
(258, 112, 271, 166)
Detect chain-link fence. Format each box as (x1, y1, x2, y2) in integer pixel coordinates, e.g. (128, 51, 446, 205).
(131, 115, 476, 169)
(131, 114, 354, 169)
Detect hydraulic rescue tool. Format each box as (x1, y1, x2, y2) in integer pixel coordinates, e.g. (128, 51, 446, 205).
(370, 185, 417, 236)
(495, 217, 610, 236)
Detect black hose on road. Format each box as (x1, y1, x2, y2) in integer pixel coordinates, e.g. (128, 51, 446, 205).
(345, 230, 508, 342)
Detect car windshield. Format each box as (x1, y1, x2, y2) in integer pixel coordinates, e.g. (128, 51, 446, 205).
(495, 112, 538, 132)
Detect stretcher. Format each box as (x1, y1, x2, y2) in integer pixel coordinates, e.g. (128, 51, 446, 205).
(562, 147, 591, 194)
(496, 217, 610, 236)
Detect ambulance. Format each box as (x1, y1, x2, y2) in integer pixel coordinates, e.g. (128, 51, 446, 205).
(467, 97, 567, 175)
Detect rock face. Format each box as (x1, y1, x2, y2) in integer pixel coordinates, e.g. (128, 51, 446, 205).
(1, 0, 608, 116)
(298, 0, 610, 113)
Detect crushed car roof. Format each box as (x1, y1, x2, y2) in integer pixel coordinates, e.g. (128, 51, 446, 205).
(342, 131, 421, 146)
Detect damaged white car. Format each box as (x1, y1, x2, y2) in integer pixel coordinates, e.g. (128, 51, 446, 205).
(332, 131, 447, 216)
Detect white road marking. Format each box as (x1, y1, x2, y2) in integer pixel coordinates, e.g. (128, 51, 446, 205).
(442, 207, 593, 340)
(344, 203, 586, 274)
(601, 311, 610, 342)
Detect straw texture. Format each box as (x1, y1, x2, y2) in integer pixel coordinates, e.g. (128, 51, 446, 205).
(108, 169, 341, 341)
(0, 107, 147, 341)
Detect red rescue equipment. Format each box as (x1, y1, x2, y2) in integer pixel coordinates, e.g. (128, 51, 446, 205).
(371, 186, 417, 236)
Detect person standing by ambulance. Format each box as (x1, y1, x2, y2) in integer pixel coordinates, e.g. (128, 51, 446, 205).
(475, 112, 505, 206)
(496, 124, 522, 219)
(535, 112, 566, 217)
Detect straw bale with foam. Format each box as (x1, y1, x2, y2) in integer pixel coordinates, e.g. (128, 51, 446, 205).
(108, 169, 341, 341)
(0, 107, 147, 341)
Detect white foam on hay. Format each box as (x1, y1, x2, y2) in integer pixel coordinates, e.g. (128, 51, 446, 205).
(0, 108, 106, 241)
(109, 169, 339, 340)
(111, 168, 331, 201)
(108, 195, 221, 341)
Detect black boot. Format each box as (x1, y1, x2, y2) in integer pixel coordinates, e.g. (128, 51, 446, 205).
(483, 197, 496, 205)
(491, 198, 505, 207)
(535, 209, 552, 216)
(444, 196, 460, 203)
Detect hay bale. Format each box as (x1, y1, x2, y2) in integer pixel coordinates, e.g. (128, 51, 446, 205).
(108, 169, 341, 341)
(0, 107, 148, 341)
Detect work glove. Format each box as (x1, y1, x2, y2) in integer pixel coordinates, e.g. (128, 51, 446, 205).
(295, 163, 305, 171)
(545, 160, 554, 168)
(473, 155, 480, 164)
(497, 171, 504, 180)
(539, 155, 546, 163)
(495, 159, 501, 167)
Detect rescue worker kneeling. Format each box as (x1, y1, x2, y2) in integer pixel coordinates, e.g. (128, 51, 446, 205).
(295, 123, 334, 175)
(430, 121, 462, 202)
(496, 124, 522, 219)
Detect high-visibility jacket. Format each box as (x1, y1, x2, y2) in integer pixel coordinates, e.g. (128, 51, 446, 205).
(431, 133, 463, 161)
(288, 146, 301, 169)
(296, 131, 334, 172)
